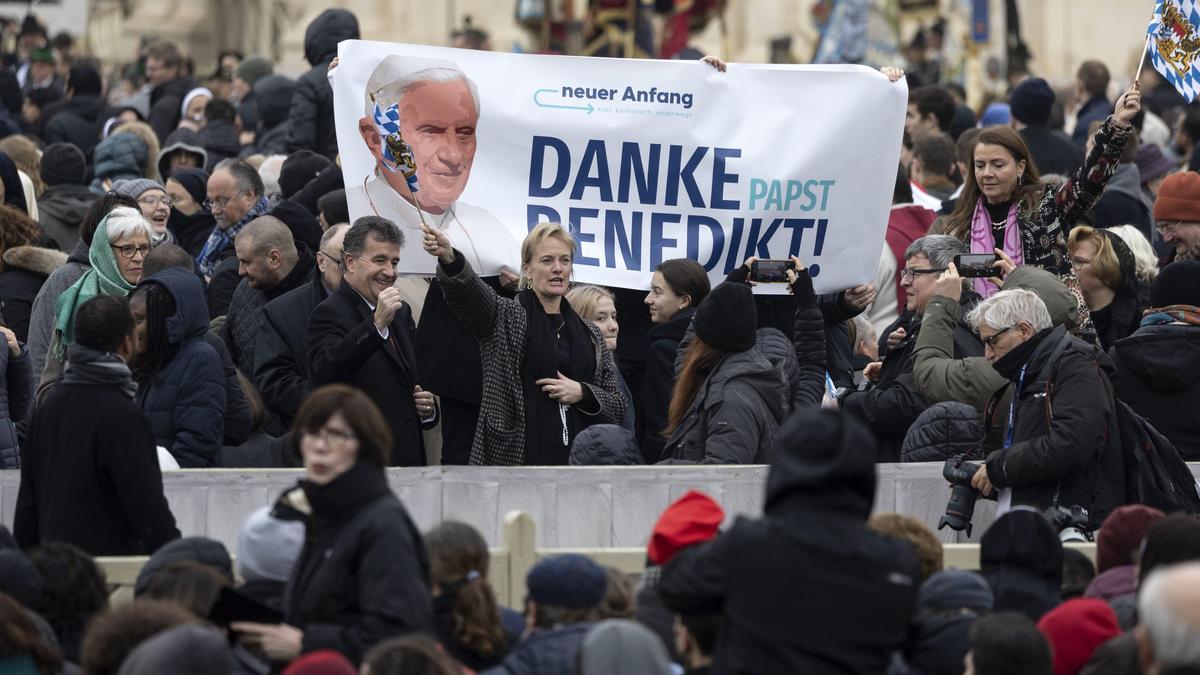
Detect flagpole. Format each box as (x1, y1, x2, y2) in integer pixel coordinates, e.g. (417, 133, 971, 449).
(1134, 34, 1152, 87)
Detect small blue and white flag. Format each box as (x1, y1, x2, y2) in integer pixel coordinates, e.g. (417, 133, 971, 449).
(1146, 0, 1200, 102)
(372, 100, 420, 192)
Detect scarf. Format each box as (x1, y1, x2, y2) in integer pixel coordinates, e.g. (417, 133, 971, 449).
(61, 343, 137, 398)
(53, 215, 137, 352)
(1141, 304, 1200, 327)
(195, 195, 270, 276)
(969, 197, 1025, 298)
(518, 291, 597, 465)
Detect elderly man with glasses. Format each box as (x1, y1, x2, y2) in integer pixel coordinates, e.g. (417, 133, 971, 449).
(838, 234, 984, 461)
(1153, 172, 1200, 262)
(197, 158, 272, 317)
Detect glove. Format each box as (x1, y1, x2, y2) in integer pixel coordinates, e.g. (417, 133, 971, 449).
(725, 262, 752, 286)
(789, 266, 815, 307)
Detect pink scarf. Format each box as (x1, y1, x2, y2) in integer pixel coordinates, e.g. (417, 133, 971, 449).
(969, 197, 1024, 297)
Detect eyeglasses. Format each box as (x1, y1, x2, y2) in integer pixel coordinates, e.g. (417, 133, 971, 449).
(138, 196, 173, 209)
(203, 191, 246, 212)
(982, 326, 1013, 348)
(304, 427, 356, 448)
(1156, 221, 1182, 236)
(318, 250, 342, 265)
(111, 243, 151, 259)
(900, 267, 945, 282)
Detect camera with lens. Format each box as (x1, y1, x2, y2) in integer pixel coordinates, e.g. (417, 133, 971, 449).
(1044, 504, 1092, 542)
(938, 457, 983, 536)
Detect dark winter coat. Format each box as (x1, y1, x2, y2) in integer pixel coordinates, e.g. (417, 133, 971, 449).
(148, 76, 197, 143)
(1020, 125, 1083, 178)
(900, 401, 985, 462)
(205, 332, 252, 448)
(134, 268, 228, 467)
(979, 510, 1063, 621)
(1110, 323, 1200, 460)
(1079, 632, 1139, 675)
(639, 307, 694, 462)
(1090, 229, 1146, 352)
(0, 246, 66, 344)
(281, 461, 433, 665)
(843, 309, 984, 462)
(287, 9, 359, 158)
(0, 339, 32, 469)
(43, 93, 106, 160)
(307, 281, 433, 466)
(985, 327, 1125, 528)
(196, 120, 241, 172)
(253, 273, 328, 429)
(25, 240, 89, 383)
(167, 209, 217, 259)
(37, 184, 96, 252)
(206, 252, 240, 318)
(224, 251, 315, 377)
(658, 409, 920, 674)
(482, 623, 591, 675)
(1072, 95, 1113, 147)
(14, 360, 180, 555)
(1091, 163, 1152, 239)
(246, 75, 294, 157)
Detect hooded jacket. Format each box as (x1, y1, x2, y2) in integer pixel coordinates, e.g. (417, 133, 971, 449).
(247, 75, 295, 157)
(0, 245, 67, 343)
(979, 510, 1063, 621)
(155, 128, 208, 182)
(37, 184, 96, 252)
(658, 409, 920, 674)
(91, 132, 148, 192)
(288, 9, 360, 158)
(1089, 230, 1146, 351)
(1110, 323, 1200, 460)
(134, 267, 228, 467)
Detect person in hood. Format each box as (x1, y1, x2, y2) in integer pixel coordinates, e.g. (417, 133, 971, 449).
(1067, 226, 1146, 350)
(43, 62, 107, 160)
(196, 99, 242, 171)
(980, 510, 1064, 621)
(967, 289, 1125, 529)
(156, 127, 208, 181)
(244, 74, 294, 158)
(14, 294, 180, 556)
(90, 131, 148, 194)
(36, 143, 95, 252)
(1086, 120, 1152, 239)
(236, 506, 305, 611)
(579, 620, 673, 675)
(641, 258, 710, 462)
(288, 9, 360, 158)
(164, 168, 215, 257)
(1109, 260, 1200, 460)
(1037, 599, 1120, 675)
(144, 41, 197, 143)
(658, 409, 920, 673)
(232, 384, 434, 666)
(1084, 505, 1164, 624)
(892, 569, 994, 675)
(130, 267, 227, 467)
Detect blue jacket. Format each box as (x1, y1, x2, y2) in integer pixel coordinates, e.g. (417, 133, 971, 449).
(135, 267, 227, 467)
(483, 624, 592, 675)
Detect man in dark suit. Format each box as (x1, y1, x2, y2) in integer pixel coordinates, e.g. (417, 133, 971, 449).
(307, 216, 436, 466)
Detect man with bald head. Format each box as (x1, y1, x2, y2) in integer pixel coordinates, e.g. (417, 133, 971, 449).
(223, 216, 315, 379)
(254, 223, 350, 429)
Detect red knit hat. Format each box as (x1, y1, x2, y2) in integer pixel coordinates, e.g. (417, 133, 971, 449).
(1096, 504, 1165, 573)
(1153, 171, 1200, 222)
(647, 490, 725, 566)
(282, 650, 356, 675)
(1037, 598, 1120, 675)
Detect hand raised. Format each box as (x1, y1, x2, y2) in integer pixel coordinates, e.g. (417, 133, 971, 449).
(421, 223, 454, 263)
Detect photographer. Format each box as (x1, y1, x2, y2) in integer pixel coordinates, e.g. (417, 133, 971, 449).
(966, 289, 1125, 530)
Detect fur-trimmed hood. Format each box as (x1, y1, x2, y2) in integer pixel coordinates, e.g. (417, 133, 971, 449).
(2, 245, 67, 276)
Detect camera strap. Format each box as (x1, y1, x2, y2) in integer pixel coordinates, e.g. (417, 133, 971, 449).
(1004, 364, 1027, 449)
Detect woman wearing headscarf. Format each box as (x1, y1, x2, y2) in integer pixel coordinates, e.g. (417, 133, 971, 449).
(38, 206, 151, 401)
(422, 221, 627, 466)
(1067, 225, 1146, 350)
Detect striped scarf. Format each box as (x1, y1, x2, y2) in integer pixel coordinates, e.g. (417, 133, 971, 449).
(195, 196, 270, 276)
(1141, 304, 1200, 327)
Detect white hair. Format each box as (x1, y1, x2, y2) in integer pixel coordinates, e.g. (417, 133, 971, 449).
(1139, 562, 1200, 669)
(853, 314, 876, 347)
(365, 66, 481, 119)
(258, 154, 286, 198)
(102, 206, 152, 244)
(966, 288, 1052, 333)
(1106, 224, 1160, 283)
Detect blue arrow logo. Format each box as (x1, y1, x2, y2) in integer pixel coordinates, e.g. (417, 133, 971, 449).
(534, 88, 594, 114)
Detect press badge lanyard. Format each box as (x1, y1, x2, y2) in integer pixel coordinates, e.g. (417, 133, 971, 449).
(1005, 364, 1027, 449)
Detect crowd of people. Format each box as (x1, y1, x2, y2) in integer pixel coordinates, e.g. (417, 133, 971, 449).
(0, 6, 1197, 675)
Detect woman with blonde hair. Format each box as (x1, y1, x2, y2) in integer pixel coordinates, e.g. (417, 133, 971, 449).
(1068, 225, 1146, 349)
(567, 283, 635, 434)
(423, 221, 626, 466)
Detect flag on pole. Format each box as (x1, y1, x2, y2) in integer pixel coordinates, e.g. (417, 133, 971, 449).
(372, 100, 420, 193)
(1146, 0, 1200, 102)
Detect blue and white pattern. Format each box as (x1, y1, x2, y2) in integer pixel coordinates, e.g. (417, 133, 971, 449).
(1146, 0, 1200, 102)
(372, 100, 420, 192)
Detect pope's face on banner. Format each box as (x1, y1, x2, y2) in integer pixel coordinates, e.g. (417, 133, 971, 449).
(360, 78, 478, 214)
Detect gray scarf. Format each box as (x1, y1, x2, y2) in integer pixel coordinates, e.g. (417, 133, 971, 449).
(63, 343, 137, 399)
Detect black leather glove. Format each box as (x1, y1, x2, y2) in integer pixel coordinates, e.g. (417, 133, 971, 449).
(789, 266, 815, 307)
(725, 262, 752, 286)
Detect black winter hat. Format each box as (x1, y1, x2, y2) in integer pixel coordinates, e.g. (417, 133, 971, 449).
(39, 142, 87, 186)
(693, 282, 756, 352)
(527, 554, 608, 609)
(1009, 78, 1055, 127)
(279, 150, 331, 200)
(134, 537, 233, 596)
(0, 549, 41, 609)
(569, 424, 642, 466)
(1150, 259, 1200, 308)
(764, 409, 877, 519)
(169, 168, 209, 206)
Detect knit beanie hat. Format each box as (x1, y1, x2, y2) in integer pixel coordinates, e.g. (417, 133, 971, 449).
(111, 178, 164, 201)
(1136, 144, 1174, 184)
(168, 168, 210, 206)
(1138, 514, 1200, 586)
(279, 150, 331, 200)
(568, 424, 642, 466)
(1153, 171, 1200, 222)
(647, 490, 725, 566)
(0, 549, 42, 609)
(39, 142, 87, 186)
(1036, 598, 1120, 675)
(693, 282, 756, 352)
(917, 569, 994, 612)
(1150, 259, 1200, 308)
(1010, 78, 1055, 126)
(527, 554, 608, 609)
(135, 537, 234, 596)
(236, 506, 306, 583)
(235, 56, 274, 86)
(117, 625, 234, 675)
(280, 650, 356, 675)
(1095, 504, 1165, 573)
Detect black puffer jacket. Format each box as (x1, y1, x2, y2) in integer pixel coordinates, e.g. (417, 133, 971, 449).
(0, 338, 32, 469)
(287, 9, 360, 158)
(900, 401, 985, 462)
(0, 246, 66, 343)
(659, 409, 920, 674)
(1110, 323, 1200, 460)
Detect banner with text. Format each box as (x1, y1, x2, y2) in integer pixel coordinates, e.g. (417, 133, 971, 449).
(333, 41, 907, 293)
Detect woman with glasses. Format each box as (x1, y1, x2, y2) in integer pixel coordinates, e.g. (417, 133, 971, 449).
(113, 178, 174, 246)
(39, 206, 151, 401)
(232, 384, 433, 666)
(1067, 225, 1146, 350)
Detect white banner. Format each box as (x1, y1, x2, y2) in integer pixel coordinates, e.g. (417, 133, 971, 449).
(333, 41, 906, 294)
